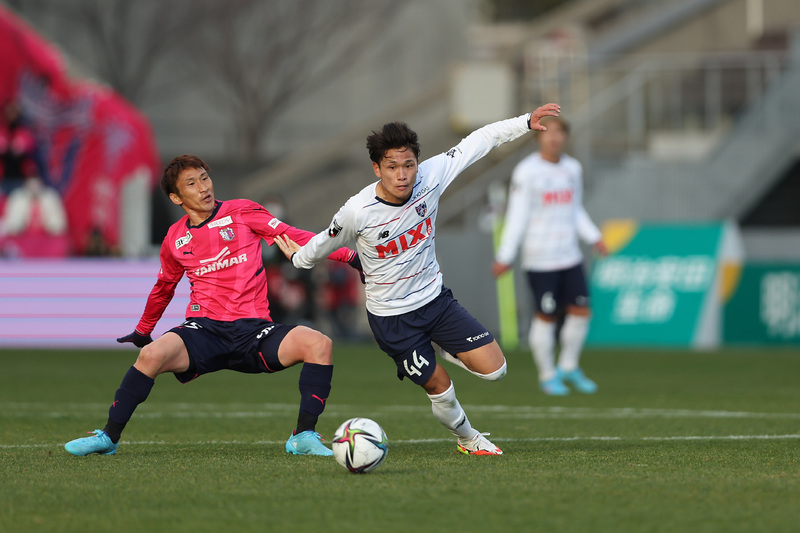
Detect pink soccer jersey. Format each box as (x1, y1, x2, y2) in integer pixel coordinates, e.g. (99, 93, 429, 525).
(135, 199, 355, 333)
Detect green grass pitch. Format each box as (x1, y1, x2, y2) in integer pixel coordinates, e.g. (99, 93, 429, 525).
(1, 344, 799, 532)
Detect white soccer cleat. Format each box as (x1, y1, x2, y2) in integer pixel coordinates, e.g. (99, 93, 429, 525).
(457, 431, 503, 455)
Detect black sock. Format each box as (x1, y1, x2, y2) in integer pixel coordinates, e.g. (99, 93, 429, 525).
(295, 412, 318, 435)
(295, 363, 333, 434)
(103, 420, 126, 444)
(103, 366, 154, 443)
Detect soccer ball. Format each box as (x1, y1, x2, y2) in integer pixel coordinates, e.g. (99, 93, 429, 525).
(332, 417, 388, 473)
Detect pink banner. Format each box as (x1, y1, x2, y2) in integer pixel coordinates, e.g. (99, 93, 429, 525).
(1, 5, 160, 255)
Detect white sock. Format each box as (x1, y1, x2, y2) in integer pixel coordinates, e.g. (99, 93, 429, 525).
(436, 344, 507, 381)
(558, 314, 590, 373)
(427, 381, 477, 442)
(529, 317, 556, 382)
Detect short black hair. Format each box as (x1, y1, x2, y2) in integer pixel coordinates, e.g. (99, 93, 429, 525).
(161, 154, 210, 197)
(366, 122, 420, 165)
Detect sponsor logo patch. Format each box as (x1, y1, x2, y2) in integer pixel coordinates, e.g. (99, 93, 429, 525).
(190, 304, 200, 312)
(208, 216, 233, 229)
(268, 218, 281, 229)
(466, 331, 490, 342)
(193, 246, 248, 276)
(175, 231, 192, 249)
(328, 219, 342, 237)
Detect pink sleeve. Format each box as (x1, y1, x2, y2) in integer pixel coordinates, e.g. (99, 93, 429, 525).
(135, 240, 182, 334)
(248, 206, 356, 263)
(135, 278, 179, 335)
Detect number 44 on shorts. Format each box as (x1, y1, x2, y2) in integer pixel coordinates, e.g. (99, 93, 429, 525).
(403, 350, 430, 378)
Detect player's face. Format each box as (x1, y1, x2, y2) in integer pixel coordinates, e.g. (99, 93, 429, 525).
(538, 122, 567, 161)
(373, 147, 418, 203)
(170, 167, 216, 216)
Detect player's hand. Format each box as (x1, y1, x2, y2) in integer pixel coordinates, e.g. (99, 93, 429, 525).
(594, 240, 609, 257)
(348, 253, 366, 284)
(274, 234, 301, 260)
(491, 261, 512, 278)
(528, 103, 561, 131)
(116, 330, 153, 348)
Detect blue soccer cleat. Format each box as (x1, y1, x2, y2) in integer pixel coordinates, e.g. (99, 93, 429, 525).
(540, 375, 570, 396)
(285, 430, 334, 456)
(64, 429, 118, 456)
(559, 367, 598, 394)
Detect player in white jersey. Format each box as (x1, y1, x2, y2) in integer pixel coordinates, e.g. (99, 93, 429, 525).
(275, 103, 561, 455)
(492, 117, 607, 395)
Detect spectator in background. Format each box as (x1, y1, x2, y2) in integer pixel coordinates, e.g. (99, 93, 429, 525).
(84, 226, 119, 257)
(0, 102, 38, 193)
(2, 174, 69, 257)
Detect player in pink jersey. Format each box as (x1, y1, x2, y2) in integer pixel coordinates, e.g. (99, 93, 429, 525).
(65, 154, 362, 457)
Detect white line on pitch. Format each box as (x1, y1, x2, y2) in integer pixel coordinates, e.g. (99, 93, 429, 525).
(3, 434, 800, 450)
(3, 403, 800, 420)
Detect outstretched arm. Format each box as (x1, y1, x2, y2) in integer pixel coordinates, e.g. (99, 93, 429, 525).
(275, 233, 363, 281)
(431, 103, 561, 191)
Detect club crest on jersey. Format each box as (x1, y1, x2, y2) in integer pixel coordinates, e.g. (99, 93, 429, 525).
(415, 202, 427, 218)
(219, 227, 235, 241)
(175, 231, 192, 249)
(329, 219, 342, 237)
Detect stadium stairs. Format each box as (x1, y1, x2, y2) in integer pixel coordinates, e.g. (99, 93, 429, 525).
(584, 40, 800, 223)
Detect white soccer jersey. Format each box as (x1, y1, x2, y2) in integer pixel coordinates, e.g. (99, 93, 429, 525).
(495, 151, 601, 272)
(293, 114, 533, 316)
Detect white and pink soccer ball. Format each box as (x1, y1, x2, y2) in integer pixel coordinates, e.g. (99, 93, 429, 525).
(332, 417, 388, 473)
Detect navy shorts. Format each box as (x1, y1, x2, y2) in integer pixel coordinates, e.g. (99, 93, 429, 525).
(168, 317, 296, 383)
(525, 263, 589, 316)
(367, 287, 494, 385)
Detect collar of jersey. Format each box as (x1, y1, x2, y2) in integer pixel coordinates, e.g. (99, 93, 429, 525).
(186, 200, 223, 229)
(374, 195, 409, 207)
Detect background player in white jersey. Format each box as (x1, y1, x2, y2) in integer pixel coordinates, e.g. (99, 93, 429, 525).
(64, 155, 361, 457)
(491, 117, 607, 395)
(274, 103, 561, 455)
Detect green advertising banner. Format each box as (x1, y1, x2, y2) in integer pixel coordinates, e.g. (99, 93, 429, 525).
(723, 264, 800, 345)
(587, 221, 742, 348)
